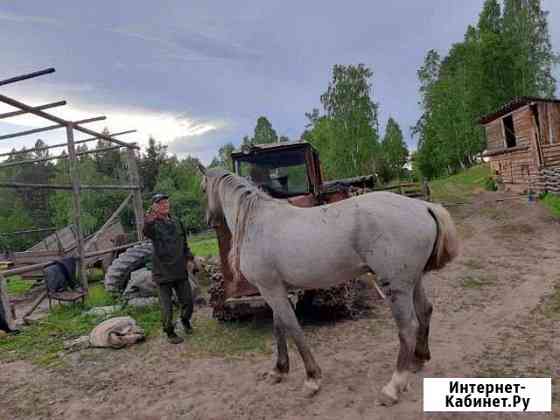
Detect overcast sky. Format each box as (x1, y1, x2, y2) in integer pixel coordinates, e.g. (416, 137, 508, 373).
(1, 1, 560, 164)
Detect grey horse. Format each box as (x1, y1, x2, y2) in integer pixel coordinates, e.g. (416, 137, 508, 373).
(199, 167, 459, 405)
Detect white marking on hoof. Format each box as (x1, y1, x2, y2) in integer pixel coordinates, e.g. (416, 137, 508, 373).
(378, 371, 409, 405)
(378, 386, 399, 406)
(303, 378, 321, 397)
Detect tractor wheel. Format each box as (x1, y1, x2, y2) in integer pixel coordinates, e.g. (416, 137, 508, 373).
(104, 241, 153, 293)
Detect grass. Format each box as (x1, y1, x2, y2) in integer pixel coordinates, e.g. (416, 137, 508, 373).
(0, 283, 161, 366)
(540, 192, 560, 218)
(6, 275, 36, 296)
(189, 230, 219, 258)
(460, 273, 497, 289)
(544, 281, 560, 319)
(0, 282, 271, 366)
(429, 164, 492, 203)
(184, 317, 272, 358)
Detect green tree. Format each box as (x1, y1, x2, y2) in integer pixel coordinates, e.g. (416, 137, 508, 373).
(414, 0, 557, 180)
(306, 64, 381, 179)
(209, 142, 235, 170)
(139, 137, 167, 194)
(252, 116, 278, 145)
(379, 118, 408, 183)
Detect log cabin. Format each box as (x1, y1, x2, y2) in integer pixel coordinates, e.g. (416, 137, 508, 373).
(479, 97, 560, 193)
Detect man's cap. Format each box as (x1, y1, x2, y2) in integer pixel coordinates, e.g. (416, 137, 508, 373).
(151, 193, 169, 204)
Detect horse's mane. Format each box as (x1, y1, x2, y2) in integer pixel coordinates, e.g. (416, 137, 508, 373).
(206, 169, 276, 283)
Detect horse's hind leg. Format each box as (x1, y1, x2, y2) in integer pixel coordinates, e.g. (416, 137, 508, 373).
(258, 284, 322, 396)
(267, 313, 290, 383)
(412, 276, 433, 372)
(379, 284, 419, 406)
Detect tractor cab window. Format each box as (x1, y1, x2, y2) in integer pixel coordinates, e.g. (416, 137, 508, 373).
(234, 149, 310, 198)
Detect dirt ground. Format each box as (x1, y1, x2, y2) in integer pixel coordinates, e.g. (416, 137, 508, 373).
(1, 191, 558, 420)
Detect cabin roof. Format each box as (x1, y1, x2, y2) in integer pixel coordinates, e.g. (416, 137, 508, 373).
(478, 97, 560, 125)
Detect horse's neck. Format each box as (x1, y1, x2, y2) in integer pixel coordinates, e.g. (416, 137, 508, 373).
(218, 187, 245, 236)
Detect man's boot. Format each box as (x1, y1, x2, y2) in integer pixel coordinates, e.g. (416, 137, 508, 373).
(166, 331, 184, 344)
(182, 320, 193, 335)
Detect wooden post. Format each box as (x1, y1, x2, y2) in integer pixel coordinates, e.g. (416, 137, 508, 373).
(0, 273, 16, 331)
(66, 123, 88, 291)
(126, 147, 144, 241)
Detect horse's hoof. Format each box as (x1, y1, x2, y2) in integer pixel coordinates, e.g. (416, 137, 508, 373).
(378, 386, 399, 406)
(267, 370, 287, 384)
(303, 378, 321, 397)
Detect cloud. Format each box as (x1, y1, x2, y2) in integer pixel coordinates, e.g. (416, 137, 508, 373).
(0, 90, 225, 154)
(111, 24, 261, 62)
(0, 10, 60, 26)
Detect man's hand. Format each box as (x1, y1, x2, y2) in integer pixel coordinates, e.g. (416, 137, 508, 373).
(145, 203, 161, 223)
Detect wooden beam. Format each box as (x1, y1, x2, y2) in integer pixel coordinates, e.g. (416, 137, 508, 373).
(21, 291, 47, 322)
(126, 147, 145, 240)
(0, 68, 55, 87)
(0, 182, 140, 190)
(84, 193, 133, 252)
(84, 241, 143, 259)
(0, 227, 57, 237)
(0, 129, 136, 158)
(0, 101, 66, 120)
(0, 273, 16, 331)
(0, 260, 57, 277)
(66, 123, 87, 291)
(0, 144, 126, 169)
(0, 93, 138, 149)
(0, 116, 106, 141)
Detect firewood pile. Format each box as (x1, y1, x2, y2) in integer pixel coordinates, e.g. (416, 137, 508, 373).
(540, 168, 560, 194)
(203, 252, 379, 321)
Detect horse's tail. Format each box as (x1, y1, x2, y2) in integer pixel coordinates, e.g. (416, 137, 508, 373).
(424, 203, 460, 272)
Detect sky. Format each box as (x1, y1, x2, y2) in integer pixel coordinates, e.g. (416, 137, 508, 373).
(1, 1, 560, 165)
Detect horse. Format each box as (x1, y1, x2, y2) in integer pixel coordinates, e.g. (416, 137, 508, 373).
(198, 167, 459, 405)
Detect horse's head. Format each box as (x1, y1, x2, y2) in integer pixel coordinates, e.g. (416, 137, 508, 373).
(197, 164, 224, 228)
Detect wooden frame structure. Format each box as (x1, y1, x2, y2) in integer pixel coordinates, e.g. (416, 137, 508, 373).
(0, 67, 147, 325)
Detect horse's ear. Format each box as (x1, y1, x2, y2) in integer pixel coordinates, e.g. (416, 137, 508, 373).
(197, 163, 207, 175)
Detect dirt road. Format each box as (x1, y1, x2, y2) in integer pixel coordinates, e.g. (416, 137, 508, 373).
(1, 191, 558, 419)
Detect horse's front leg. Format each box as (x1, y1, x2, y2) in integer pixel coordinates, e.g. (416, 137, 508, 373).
(259, 284, 322, 396)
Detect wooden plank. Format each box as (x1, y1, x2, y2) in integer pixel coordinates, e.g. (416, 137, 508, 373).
(0, 273, 16, 331)
(84, 193, 132, 252)
(66, 124, 87, 291)
(0, 101, 66, 120)
(0, 68, 55, 86)
(0, 129, 136, 158)
(0, 182, 139, 190)
(126, 148, 145, 241)
(0, 93, 138, 149)
(0, 116, 106, 141)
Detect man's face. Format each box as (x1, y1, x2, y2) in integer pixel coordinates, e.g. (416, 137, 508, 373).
(156, 199, 170, 216)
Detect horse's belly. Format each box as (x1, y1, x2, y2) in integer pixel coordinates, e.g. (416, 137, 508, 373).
(280, 260, 367, 290)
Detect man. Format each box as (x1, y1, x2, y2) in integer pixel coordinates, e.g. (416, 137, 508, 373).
(143, 193, 196, 344)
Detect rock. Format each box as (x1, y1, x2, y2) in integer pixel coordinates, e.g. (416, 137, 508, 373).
(85, 305, 122, 317)
(89, 316, 145, 349)
(127, 297, 159, 307)
(123, 268, 157, 299)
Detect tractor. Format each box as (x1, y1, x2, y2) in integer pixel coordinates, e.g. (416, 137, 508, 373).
(208, 140, 377, 321)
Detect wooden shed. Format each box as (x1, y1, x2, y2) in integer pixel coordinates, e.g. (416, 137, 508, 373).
(479, 97, 560, 193)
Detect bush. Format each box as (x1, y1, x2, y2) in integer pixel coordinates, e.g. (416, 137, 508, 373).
(483, 176, 498, 191)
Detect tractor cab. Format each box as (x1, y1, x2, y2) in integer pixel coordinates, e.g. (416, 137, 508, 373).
(231, 141, 323, 205)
